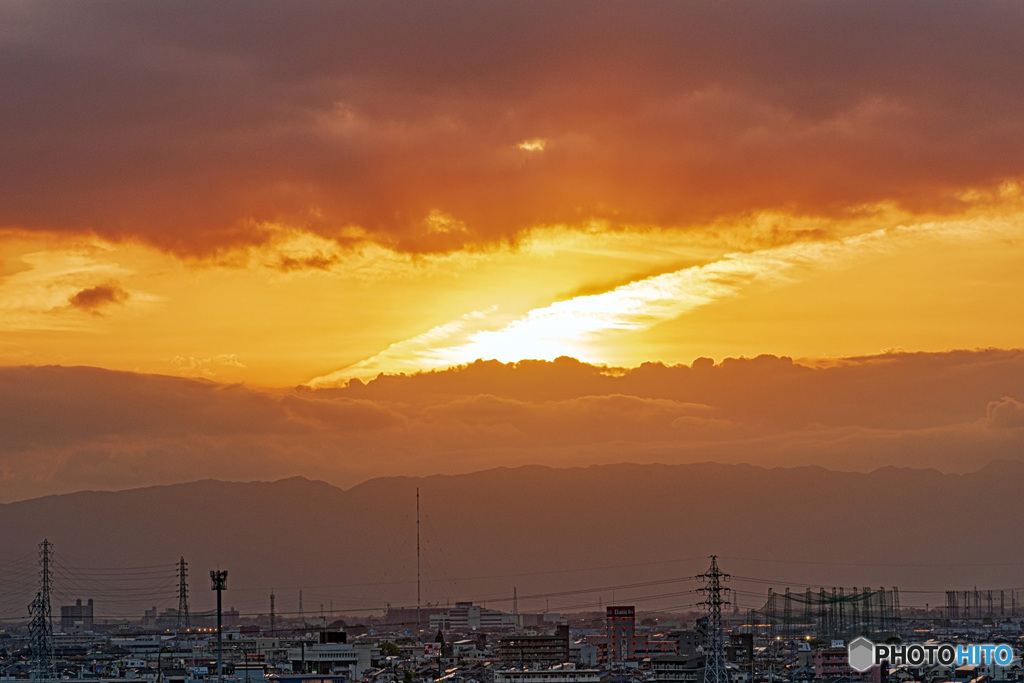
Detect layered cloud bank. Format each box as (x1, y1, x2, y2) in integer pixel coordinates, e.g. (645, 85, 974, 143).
(4, 349, 1024, 502)
(4, 3, 1024, 386)
(3, 3, 1024, 254)
(4, 4, 1024, 499)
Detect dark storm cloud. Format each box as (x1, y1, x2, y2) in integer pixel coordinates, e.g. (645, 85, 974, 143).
(2, 2, 1024, 254)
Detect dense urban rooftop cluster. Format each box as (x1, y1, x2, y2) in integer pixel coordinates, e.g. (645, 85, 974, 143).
(2, 600, 1023, 683)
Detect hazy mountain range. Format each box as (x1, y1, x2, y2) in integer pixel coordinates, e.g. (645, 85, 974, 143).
(4, 349, 1024, 503)
(2, 461, 1021, 622)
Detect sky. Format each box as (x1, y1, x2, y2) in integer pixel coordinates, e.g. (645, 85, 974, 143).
(3, 2, 1024, 499)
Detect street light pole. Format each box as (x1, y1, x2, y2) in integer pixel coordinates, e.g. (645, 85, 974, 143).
(211, 571, 228, 683)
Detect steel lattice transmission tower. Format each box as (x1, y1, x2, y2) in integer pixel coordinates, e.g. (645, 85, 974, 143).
(177, 557, 190, 632)
(699, 555, 731, 683)
(28, 539, 56, 681)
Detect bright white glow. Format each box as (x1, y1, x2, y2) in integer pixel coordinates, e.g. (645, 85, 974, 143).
(517, 138, 547, 152)
(309, 216, 1015, 384)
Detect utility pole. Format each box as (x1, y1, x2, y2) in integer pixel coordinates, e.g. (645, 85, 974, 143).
(699, 555, 730, 683)
(211, 570, 228, 683)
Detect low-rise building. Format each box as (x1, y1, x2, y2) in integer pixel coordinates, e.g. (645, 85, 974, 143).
(288, 635, 359, 676)
(499, 627, 570, 669)
(60, 598, 95, 630)
(430, 602, 519, 632)
(813, 647, 850, 678)
(650, 655, 703, 683)
(494, 664, 600, 683)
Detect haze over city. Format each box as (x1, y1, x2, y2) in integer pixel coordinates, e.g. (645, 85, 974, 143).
(3, 1, 1024, 631)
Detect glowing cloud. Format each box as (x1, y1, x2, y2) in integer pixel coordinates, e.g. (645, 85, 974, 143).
(310, 308, 499, 385)
(0, 239, 155, 331)
(517, 138, 547, 152)
(313, 216, 1013, 384)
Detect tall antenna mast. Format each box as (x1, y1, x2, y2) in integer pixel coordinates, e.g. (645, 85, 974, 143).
(29, 539, 56, 681)
(416, 486, 421, 642)
(699, 555, 730, 683)
(270, 589, 276, 637)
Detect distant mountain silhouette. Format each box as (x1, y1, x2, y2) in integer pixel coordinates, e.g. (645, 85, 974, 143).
(5, 353, 1024, 502)
(2, 461, 1020, 621)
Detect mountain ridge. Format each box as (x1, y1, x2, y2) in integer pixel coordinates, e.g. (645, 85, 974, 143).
(1, 461, 1020, 622)
(3, 458, 996, 507)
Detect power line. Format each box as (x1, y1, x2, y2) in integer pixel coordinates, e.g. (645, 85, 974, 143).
(721, 555, 1024, 568)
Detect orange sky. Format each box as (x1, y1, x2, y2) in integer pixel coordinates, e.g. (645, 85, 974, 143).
(3, 3, 1024, 497)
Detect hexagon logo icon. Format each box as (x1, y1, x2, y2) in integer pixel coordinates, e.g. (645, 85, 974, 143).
(848, 636, 875, 672)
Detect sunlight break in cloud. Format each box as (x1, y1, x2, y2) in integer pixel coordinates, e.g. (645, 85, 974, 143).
(311, 216, 1011, 385)
(310, 308, 498, 385)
